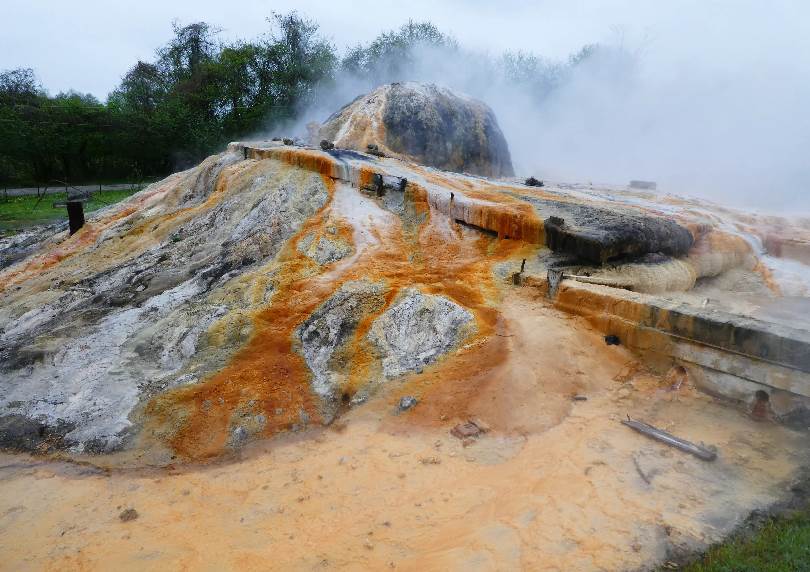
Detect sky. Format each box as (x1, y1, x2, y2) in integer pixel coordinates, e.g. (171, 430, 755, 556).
(3, 1, 809, 211)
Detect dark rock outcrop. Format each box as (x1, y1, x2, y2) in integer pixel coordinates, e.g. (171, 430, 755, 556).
(534, 200, 694, 263)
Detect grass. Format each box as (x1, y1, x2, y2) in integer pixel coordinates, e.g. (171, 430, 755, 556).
(0, 187, 143, 235)
(677, 508, 810, 572)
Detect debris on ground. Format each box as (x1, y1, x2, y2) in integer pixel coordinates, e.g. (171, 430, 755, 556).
(572, 394, 588, 401)
(119, 508, 139, 522)
(366, 144, 387, 157)
(398, 396, 418, 411)
(451, 419, 490, 440)
(621, 416, 718, 461)
(418, 456, 441, 465)
(469, 418, 490, 433)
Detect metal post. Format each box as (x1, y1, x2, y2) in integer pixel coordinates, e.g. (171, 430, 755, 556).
(66, 201, 85, 235)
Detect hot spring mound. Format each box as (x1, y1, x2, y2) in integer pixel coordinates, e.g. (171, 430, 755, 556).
(319, 82, 514, 178)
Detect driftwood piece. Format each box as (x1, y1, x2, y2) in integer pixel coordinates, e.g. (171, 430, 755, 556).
(621, 416, 717, 461)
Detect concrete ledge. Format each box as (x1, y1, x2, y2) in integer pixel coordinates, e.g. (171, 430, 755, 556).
(554, 281, 810, 374)
(539, 279, 810, 411)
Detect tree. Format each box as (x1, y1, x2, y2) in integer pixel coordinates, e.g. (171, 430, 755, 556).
(341, 21, 455, 81)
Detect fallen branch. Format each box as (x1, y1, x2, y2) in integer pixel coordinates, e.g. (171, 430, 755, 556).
(621, 416, 717, 461)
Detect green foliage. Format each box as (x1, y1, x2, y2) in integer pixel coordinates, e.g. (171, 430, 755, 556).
(341, 21, 455, 81)
(0, 14, 599, 189)
(0, 11, 337, 186)
(0, 187, 145, 234)
(678, 510, 810, 572)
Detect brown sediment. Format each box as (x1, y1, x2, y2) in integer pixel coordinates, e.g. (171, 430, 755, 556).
(145, 164, 532, 460)
(4, 289, 806, 572)
(248, 147, 346, 179)
(412, 168, 543, 242)
(146, 174, 341, 459)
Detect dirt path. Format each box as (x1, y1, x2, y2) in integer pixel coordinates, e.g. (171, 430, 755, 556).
(2, 184, 144, 197)
(0, 289, 806, 571)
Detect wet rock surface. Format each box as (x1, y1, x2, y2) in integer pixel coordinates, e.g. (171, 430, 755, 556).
(296, 231, 352, 266)
(0, 153, 330, 453)
(319, 82, 514, 177)
(2, 138, 809, 464)
(368, 288, 475, 378)
(296, 280, 387, 419)
(538, 200, 694, 263)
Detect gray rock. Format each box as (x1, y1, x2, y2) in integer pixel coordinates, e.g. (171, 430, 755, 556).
(319, 82, 514, 178)
(296, 281, 387, 418)
(542, 208, 694, 264)
(230, 425, 248, 447)
(297, 233, 353, 266)
(398, 396, 418, 411)
(368, 289, 475, 378)
(0, 154, 330, 454)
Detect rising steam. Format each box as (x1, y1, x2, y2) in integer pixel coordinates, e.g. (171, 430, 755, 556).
(290, 10, 810, 214)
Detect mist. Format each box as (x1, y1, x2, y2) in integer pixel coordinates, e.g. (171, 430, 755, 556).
(291, 3, 810, 214)
(5, 0, 809, 212)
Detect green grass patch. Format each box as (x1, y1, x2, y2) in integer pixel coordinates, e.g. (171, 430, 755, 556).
(679, 509, 810, 572)
(0, 188, 143, 235)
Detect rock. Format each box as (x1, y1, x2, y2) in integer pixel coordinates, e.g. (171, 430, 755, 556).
(230, 425, 248, 447)
(119, 508, 139, 522)
(319, 139, 335, 151)
(398, 396, 418, 411)
(541, 205, 694, 264)
(451, 422, 482, 439)
(629, 180, 657, 190)
(319, 82, 514, 177)
(0, 414, 63, 451)
(469, 418, 491, 433)
(296, 281, 387, 418)
(616, 387, 632, 399)
(350, 394, 368, 406)
(297, 232, 352, 266)
(525, 176, 544, 187)
(0, 153, 330, 454)
(366, 144, 387, 158)
(367, 289, 475, 378)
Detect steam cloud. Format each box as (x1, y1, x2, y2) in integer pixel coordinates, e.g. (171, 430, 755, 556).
(290, 5, 810, 214)
(6, 1, 809, 212)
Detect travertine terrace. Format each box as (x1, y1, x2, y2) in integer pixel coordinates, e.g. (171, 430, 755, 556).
(2, 88, 810, 569)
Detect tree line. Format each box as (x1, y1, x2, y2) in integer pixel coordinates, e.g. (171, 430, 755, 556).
(0, 13, 595, 188)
